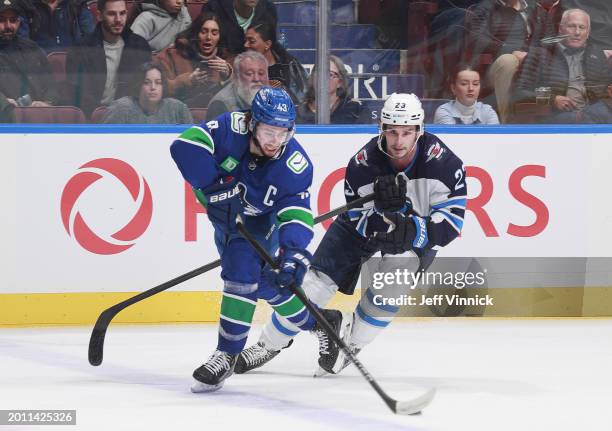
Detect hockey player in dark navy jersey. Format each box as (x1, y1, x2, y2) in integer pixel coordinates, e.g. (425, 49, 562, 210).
(170, 87, 352, 392)
(235, 93, 467, 376)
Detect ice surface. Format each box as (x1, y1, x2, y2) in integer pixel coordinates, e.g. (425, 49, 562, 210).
(1, 319, 610, 431)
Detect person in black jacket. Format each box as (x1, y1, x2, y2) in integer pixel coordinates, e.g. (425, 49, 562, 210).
(513, 8, 609, 123)
(28, 0, 95, 53)
(580, 81, 612, 124)
(64, 0, 151, 116)
(243, 20, 307, 103)
(201, 0, 277, 55)
(0, 0, 58, 107)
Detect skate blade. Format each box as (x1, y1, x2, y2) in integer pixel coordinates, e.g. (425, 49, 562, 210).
(330, 312, 354, 374)
(313, 366, 328, 378)
(190, 379, 224, 393)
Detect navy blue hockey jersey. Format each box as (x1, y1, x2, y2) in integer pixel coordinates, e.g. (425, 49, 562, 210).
(342, 132, 466, 249)
(170, 111, 314, 250)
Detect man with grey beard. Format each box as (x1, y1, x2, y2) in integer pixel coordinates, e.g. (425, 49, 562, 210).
(206, 50, 268, 120)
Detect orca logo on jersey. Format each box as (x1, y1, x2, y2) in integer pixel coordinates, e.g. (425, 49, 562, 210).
(60, 158, 153, 255)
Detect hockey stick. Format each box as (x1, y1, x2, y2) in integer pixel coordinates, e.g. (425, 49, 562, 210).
(88, 193, 375, 366)
(236, 222, 436, 415)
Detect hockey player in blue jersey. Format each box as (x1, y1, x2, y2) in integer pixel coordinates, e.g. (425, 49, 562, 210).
(235, 93, 467, 375)
(170, 87, 352, 392)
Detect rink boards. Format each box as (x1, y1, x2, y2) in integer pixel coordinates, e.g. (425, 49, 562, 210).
(2, 124, 612, 325)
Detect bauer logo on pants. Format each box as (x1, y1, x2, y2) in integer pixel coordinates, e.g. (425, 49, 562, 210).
(60, 158, 153, 255)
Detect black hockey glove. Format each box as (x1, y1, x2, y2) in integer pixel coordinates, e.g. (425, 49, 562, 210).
(200, 178, 244, 234)
(275, 247, 313, 289)
(373, 174, 409, 212)
(367, 212, 429, 255)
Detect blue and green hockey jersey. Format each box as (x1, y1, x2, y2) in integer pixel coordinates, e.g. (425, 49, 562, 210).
(170, 111, 314, 250)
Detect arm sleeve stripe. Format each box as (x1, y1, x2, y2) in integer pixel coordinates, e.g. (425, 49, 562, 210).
(431, 198, 467, 210)
(432, 209, 463, 232)
(277, 207, 314, 227)
(278, 219, 314, 232)
(178, 126, 214, 154)
(193, 188, 207, 207)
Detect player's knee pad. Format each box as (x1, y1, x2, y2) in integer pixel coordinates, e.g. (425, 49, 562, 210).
(302, 268, 339, 307)
(223, 280, 258, 295)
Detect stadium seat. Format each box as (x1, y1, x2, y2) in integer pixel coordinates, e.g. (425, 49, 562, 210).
(189, 107, 208, 124)
(510, 103, 552, 124)
(275, 0, 355, 25)
(14, 106, 87, 124)
(47, 52, 67, 83)
(187, 0, 207, 21)
(90, 106, 108, 123)
(421, 98, 449, 123)
(279, 24, 378, 49)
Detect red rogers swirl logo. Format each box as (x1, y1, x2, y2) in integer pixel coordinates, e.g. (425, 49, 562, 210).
(60, 158, 153, 255)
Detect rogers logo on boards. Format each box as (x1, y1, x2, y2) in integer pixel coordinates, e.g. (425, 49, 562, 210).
(60, 158, 153, 255)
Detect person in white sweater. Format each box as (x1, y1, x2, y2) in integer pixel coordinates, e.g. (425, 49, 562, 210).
(131, 0, 191, 52)
(434, 64, 500, 125)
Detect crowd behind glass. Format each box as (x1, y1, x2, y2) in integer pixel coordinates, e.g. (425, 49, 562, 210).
(0, 0, 610, 124)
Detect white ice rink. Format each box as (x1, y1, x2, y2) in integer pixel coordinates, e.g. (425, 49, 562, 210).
(1, 319, 610, 431)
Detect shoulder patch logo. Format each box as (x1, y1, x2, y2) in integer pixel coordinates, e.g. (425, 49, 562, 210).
(230, 112, 248, 134)
(220, 156, 239, 173)
(354, 149, 368, 166)
(426, 141, 445, 163)
(287, 151, 309, 174)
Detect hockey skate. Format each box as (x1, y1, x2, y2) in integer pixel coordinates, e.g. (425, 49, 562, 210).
(313, 309, 353, 376)
(191, 349, 237, 393)
(234, 340, 293, 374)
(314, 342, 361, 377)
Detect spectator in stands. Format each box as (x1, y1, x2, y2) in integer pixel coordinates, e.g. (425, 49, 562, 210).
(487, 0, 567, 122)
(0, 0, 58, 107)
(27, 0, 95, 53)
(0, 92, 16, 122)
(580, 80, 612, 123)
(434, 64, 500, 124)
(428, 0, 481, 98)
(156, 12, 233, 108)
(206, 49, 268, 120)
(130, 0, 191, 52)
(564, 0, 611, 48)
(102, 62, 192, 123)
(296, 55, 365, 124)
(514, 8, 609, 123)
(243, 21, 307, 103)
(201, 0, 277, 55)
(65, 0, 152, 116)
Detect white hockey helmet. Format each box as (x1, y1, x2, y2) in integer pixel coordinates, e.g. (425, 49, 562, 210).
(380, 93, 425, 129)
(378, 93, 425, 159)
